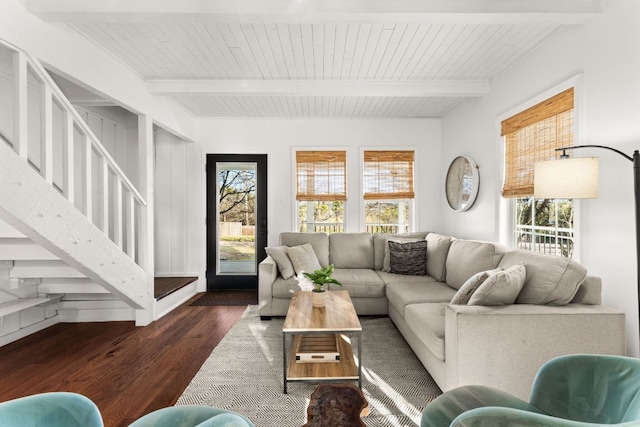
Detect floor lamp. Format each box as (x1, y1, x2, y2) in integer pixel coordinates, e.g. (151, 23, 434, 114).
(534, 145, 640, 352)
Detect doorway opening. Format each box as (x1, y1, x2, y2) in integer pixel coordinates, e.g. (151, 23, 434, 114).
(206, 154, 267, 291)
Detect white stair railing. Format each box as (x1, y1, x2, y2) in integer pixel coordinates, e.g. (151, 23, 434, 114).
(0, 39, 147, 267)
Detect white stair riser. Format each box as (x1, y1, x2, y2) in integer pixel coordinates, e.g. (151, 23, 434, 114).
(11, 260, 84, 278)
(38, 278, 108, 294)
(0, 239, 59, 260)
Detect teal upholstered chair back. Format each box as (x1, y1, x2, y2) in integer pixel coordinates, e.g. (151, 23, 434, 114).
(530, 354, 640, 424)
(0, 392, 103, 427)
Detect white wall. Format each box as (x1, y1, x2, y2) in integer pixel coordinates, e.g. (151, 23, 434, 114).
(441, 0, 640, 356)
(196, 119, 442, 247)
(154, 128, 202, 277)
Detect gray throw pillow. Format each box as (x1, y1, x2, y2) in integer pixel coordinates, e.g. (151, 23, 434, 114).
(265, 246, 295, 279)
(388, 240, 428, 275)
(469, 263, 526, 306)
(286, 243, 321, 275)
(383, 237, 425, 272)
(450, 270, 494, 305)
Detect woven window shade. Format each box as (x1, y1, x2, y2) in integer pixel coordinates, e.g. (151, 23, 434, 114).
(363, 150, 415, 200)
(502, 88, 574, 198)
(296, 151, 347, 201)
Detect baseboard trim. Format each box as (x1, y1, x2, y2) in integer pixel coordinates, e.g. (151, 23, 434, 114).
(0, 315, 59, 347)
(58, 308, 135, 322)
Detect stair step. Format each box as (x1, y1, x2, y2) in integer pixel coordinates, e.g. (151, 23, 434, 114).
(38, 278, 108, 294)
(0, 238, 58, 260)
(0, 297, 50, 317)
(11, 260, 84, 279)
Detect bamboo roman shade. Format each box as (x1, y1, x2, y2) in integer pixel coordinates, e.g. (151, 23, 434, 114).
(296, 150, 347, 201)
(502, 88, 574, 198)
(363, 150, 415, 200)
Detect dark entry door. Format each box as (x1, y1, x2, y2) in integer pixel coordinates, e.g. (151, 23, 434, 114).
(206, 154, 267, 291)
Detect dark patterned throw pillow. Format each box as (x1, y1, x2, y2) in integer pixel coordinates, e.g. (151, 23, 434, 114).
(388, 240, 428, 275)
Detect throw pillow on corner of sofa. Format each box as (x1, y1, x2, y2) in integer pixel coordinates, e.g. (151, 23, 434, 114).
(383, 237, 428, 272)
(388, 240, 428, 275)
(450, 270, 492, 305)
(286, 243, 322, 275)
(468, 263, 526, 306)
(265, 246, 296, 279)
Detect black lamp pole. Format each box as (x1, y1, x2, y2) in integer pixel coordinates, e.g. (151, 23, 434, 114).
(556, 145, 640, 350)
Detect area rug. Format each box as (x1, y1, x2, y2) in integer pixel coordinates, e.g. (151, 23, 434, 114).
(189, 291, 258, 306)
(177, 305, 441, 426)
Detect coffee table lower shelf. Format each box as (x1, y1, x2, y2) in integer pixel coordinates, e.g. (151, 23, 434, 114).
(284, 333, 360, 393)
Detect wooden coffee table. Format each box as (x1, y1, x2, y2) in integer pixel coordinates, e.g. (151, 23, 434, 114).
(282, 290, 362, 393)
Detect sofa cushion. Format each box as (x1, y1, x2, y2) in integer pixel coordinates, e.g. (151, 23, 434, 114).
(373, 232, 429, 270)
(279, 232, 329, 267)
(405, 303, 446, 361)
(272, 276, 301, 298)
(498, 250, 587, 305)
(450, 270, 495, 305)
(286, 243, 321, 275)
(330, 269, 385, 298)
(384, 277, 455, 317)
(571, 276, 601, 305)
(329, 233, 374, 269)
(468, 263, 526, 306)
(265, 246, 295, 279)
(388, 240, 428, 275)
(426, 233, 453, 282)
(445, 239, 508, 289)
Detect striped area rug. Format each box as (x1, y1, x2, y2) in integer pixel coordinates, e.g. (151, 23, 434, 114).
(177, 305, 441, 426)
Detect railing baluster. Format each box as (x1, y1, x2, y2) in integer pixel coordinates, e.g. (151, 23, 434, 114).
(83, 132, 92, 221)
(12, 51, 28, 159)
(114, 176, 123, 249)
(63, 111, 74, 204)
(127, 192, 136, 260)
(101, 157, 109, 236)
(41, 84, 53, 184)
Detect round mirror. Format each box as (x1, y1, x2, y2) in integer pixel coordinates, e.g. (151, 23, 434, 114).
(445, 156, 479, 211)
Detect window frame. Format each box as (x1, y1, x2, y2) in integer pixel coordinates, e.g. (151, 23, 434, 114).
(496, 75, 584, 260)
(292, 148, 348, 233)
(359, 147, 417, 233)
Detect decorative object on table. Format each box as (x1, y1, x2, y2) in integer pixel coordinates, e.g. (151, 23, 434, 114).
(303, 383, 368, 427)
(535, 144, 640, 352)
(421, 354, 640, 427)
(445, 155, 480, 211)
(302, 264, 343, 308)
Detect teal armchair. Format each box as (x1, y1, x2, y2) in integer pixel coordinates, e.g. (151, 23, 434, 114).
(0, 392, 103, 427)
(422, 354, 640, 427)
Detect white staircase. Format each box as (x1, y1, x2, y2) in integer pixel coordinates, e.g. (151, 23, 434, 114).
(0, 39, 154, 345)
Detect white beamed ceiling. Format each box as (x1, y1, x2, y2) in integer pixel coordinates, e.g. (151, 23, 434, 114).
(27, 0, 602, 118)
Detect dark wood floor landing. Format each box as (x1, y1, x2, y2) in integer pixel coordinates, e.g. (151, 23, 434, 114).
(154, 276, 198, 300)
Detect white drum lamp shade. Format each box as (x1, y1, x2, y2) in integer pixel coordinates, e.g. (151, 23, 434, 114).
(534, 157, 599, 199)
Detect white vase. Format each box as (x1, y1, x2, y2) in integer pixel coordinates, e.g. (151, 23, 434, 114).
(312, 290, 326, 308)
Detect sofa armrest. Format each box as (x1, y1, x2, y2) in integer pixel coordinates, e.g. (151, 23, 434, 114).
(258, 256, 278, 316)
(444, 304, 626, 401)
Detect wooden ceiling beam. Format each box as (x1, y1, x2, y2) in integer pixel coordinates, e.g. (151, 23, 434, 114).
(147, 79, 490, 98)
(27, 0, 601, 25)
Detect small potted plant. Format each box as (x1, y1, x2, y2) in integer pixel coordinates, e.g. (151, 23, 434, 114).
(303, 264, 343, 308)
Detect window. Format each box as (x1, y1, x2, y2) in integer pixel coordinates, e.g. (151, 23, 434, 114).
(296, 150, 346, 233)
(363, 150, 414, 233)
(502, 88, 575, 257)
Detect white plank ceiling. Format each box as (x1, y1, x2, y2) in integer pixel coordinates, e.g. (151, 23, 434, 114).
(27, 0, 602, 118)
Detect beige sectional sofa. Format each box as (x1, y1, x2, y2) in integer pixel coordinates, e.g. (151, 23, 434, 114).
(258, 231, 626, 400)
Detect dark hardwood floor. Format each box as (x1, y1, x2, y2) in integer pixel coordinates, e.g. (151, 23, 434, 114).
(0, 295, 247, 427)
